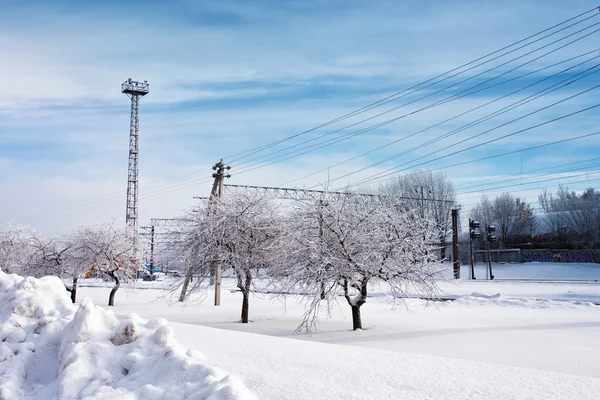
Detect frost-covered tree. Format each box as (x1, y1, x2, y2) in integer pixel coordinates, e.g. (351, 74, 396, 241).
(22, 235, 67, 276)
(20, 234, 84, 302)
(538, 187, 569, 238)
(539, 185, 600, 248)
(176, 191, 282, 323)
(67, 222, 140, 306)
(274, 192, 443, 331)
(381, 170, 456, 260)
(0, 224, 37, 274)
(471, 193, 535, 247)
(0, 225, 88, 302)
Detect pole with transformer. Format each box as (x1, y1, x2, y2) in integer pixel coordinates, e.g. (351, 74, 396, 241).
(210, 159, 231, 306)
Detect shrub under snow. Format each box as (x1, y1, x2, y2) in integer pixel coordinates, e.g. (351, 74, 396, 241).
(0, 270, 255, 400)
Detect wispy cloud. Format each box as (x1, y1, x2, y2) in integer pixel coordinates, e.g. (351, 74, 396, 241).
(1, 0, 600, 232)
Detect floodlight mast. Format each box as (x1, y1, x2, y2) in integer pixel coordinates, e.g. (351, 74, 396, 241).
(121, 78, 149, 232)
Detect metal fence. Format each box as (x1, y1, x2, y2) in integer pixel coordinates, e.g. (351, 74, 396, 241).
(473, 249, 521, 264)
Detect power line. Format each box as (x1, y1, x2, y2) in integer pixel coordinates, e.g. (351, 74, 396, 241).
(279, 51, 600, 187)
(453, 157, 600, 192)
(229, 21, 600, 174)
(224, 7, 600, 165)
(13, 165, 213, 223)
(317, 63, 600, 188)
(456, 175, 600, 208)
(15, 174, 216, 224)
(16, 99, 600, 225)
(341, 88, 600, 190)
(453, 166, 600, 203)
(358, 130, 600, 188)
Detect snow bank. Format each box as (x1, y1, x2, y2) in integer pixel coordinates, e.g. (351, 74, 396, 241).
(0, 271, 255, 400)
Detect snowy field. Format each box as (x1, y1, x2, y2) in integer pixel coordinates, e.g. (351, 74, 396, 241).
(463, 261, 600, 281)
(2, 263, 600, 399)
(72, 262, 600, 399)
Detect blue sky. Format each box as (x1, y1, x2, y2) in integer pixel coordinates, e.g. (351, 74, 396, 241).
(1, 0, 600, 232)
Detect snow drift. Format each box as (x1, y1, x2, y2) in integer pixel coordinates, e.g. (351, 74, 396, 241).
(0, 271, 255, 400)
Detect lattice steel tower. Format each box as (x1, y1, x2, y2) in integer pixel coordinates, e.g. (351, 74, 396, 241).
(121, 78, 149, 231)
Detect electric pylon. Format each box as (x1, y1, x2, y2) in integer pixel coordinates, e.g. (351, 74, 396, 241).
(121, 78, 149, 232)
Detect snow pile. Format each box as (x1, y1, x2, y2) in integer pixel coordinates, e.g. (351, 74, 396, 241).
(0, 271, 255, 400)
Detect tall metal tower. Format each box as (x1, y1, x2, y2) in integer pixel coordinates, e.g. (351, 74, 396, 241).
(121, 78, 149, 232)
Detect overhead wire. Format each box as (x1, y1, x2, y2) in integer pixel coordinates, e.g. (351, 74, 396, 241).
(279, 50, 600, 187)
(21, 64, 600, 223)
(456, 173, 600, 205)
(228, 21, 600, 175)
(339, 85, 600, 190)
(315, 62, 600, 189)
(453, 157, 600, 192)
(356, 130, 600, 188)
(224, 7, 600, 165)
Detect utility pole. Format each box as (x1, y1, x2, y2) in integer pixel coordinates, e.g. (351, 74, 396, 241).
(420, 186, 425, 216)
(415, 186, 428, 219)
(318, 199, 326, 299)
(210, 159, 231, 306)
(451, 208, 460, 279)
(121, 79, 149, 233)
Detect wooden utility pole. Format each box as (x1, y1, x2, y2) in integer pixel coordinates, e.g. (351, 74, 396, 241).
(317, 199, 326, 299)
(210, 159, 230, 306)
(451, 208, 460, 279)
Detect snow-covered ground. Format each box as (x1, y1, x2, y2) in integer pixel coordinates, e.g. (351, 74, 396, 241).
(3, 263, 600, 399)
(70, 262, 600, 399)
(462, 261, 600, 281)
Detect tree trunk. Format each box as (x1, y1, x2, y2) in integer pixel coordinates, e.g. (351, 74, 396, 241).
(343, 278, 368, 331)
(238, 270, 252, 323)
(440, 240, 446, 260)
(241, 291, 249, 323)
(107, 271, 120, 306)
(351, 305, 363, 330)
(179, 263, 195, 302)
(71, 276, 78, 304)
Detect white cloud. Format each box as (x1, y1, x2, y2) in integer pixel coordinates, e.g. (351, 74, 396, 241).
(2, 0, 600, 233)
